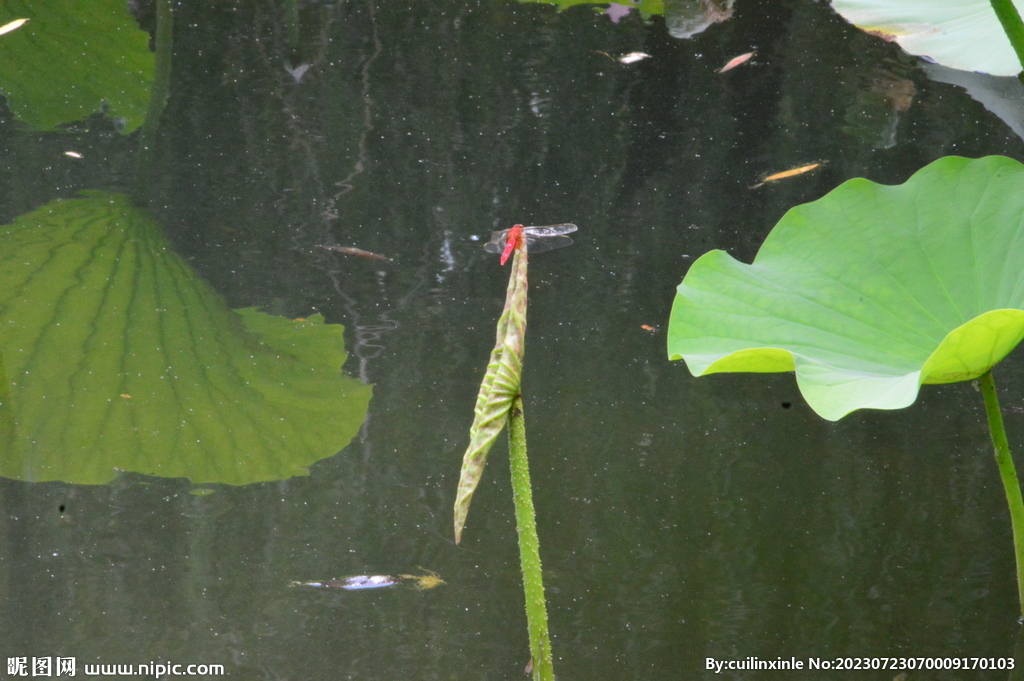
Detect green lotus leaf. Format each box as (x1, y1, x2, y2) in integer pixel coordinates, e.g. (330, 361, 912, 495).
(668, 155, 1024, 421)
(830, 0, 1024, 77)
(0, 0, 153, 131)
(0, 192, 372, 484)
(454, 245, 528, 544)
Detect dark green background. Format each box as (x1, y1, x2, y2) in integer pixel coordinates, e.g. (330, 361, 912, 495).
(2, 0, 1024, 678)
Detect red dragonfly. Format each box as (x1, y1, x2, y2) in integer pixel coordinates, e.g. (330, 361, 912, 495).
(483, 223, 578, 265)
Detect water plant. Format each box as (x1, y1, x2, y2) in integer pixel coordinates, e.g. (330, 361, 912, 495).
(829, 0, 1024, 77)
(667, 155, 1024, 614)
(455, 226, 574, 681)
(0, 192, 371, 484)
(0, 0, 153, 131)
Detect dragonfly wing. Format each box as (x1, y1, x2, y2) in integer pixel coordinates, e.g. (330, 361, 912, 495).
(483, 224, 577, 256)
(522, 223, 577, 238)
(483, 229, 511, 254)
(523, 234, 574, 254)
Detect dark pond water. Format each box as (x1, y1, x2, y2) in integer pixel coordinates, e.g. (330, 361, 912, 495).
(4, 0, 1024, 679)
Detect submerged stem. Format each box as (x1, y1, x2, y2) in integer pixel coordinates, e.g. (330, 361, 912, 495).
(508, 395, 554, 681)
(132, 0, 174, 204)
(979, 369, 1024, 615)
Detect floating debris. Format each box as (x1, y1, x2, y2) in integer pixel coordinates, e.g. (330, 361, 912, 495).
(595, 51, 651, 65)
(605, 3, 634, 23)
(750, 163, 822, 189)
(0, 18, 29, 37)
(398, 568, 446, 591)
(316, 245, 392, 261)
(285, 63, 312, 83)
(717, 51, 754, 73)
(666, 0, 734, 40)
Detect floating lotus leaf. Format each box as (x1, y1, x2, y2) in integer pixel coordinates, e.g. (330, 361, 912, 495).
(0, 0, 153, 131)
(0, 192, 372, 484)
(668, 155, 1024, 421)
(831, 0, 1023, 77)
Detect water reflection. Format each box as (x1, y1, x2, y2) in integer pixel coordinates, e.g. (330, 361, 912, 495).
(2, 0, 1024, 678)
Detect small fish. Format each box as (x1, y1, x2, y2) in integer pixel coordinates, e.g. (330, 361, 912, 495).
(717, 51, 755, 73)
(640, 324, 658, 334)
(750, 162, 821, 189)
(316, 245, 392, 261)
(0, 18, 29, 37)
(64, 151, 83, 159)
(594, 51, 651, 65)
(290, 575, 401, 590)
(618, 51, 651, 64)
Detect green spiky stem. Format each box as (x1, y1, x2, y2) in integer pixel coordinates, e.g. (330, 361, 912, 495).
(508, 395, 554, 681)
(979, 369, 1024, 615)
(990, 0, 1024, 84)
